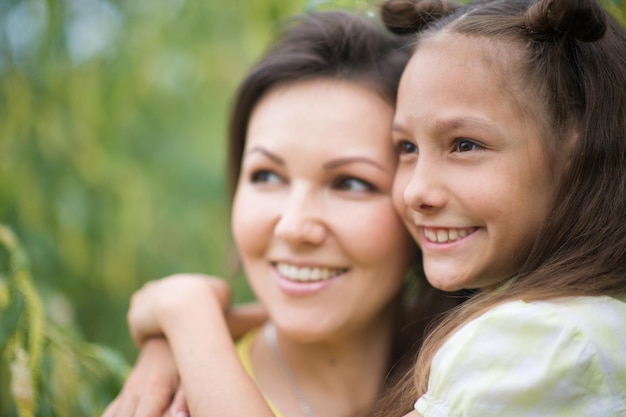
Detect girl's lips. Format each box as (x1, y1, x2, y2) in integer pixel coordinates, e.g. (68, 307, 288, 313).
(422, 227, 478, 244)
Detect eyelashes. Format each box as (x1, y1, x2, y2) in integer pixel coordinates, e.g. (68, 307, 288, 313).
(395, 140, 418, 155)
(454, 139, 484, 153)
(394, 138, 484, 156)
(249, 170, 376, 193)
(250, 170, 283, 184)
(332, 176, 376, 192)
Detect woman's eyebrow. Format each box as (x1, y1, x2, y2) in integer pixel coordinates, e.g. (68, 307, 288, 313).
(323, 157, 388, 172)
(244, 146, 284, 165)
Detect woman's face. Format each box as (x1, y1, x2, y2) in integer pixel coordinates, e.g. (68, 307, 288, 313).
(392, 34, 561, 291)
(232, 78, 416, 342)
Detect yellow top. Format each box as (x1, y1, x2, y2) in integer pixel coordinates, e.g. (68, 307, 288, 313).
(235, 328, 284, 417)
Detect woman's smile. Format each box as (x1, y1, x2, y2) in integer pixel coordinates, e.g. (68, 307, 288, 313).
(273, 262, 348, 282)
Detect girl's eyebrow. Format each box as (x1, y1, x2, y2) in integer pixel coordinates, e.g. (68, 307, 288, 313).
(432, 116, 500, 135)
(393, 117, 500, 136)
(244, 146, 284, 165)
(323, 157, 388, 172)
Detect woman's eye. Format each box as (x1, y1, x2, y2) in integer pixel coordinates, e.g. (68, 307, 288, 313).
(396, 140, 418, 155)
(251, 170, 282, 184)
(334, 177, 374, 192)
(455, 139, 482, 153)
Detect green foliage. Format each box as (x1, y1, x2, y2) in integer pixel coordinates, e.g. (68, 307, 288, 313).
(605, 0, 626, 25)
(0, 225, 128, 416)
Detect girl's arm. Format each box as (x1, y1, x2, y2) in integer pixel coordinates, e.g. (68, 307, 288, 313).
(102, 275, 268, 417)
(101, 338, 181, 417)
(128, 274, 274, 416)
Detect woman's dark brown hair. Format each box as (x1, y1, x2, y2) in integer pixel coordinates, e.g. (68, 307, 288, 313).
(225, 10, 469, 407)
(376, 0, 626, 414)
(227, 10, 409, 194)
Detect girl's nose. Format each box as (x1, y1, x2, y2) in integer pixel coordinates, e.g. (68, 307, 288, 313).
(403, 161, 448, 214)
(274, 189, 327, 246)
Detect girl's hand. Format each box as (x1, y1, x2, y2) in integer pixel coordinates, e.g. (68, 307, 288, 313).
(127, 273, 232, 346)
(125, 275, 273, 416)
(101, 338, 185, 417)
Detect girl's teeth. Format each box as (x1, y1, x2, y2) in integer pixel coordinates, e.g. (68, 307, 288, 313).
(276, 263, 345, 282)
(424, 227, 475, 243)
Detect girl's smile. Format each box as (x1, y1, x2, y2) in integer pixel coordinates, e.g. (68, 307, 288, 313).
(421, 227, 478, 244)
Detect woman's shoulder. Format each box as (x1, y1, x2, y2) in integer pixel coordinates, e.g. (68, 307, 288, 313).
(235, 327, 262, 376)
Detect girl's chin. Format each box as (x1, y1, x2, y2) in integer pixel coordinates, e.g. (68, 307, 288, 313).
(425, 274, 469, 293)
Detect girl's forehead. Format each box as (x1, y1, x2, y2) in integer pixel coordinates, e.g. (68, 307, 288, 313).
(404, 34, 518, 93)
(413, 32, 545, 120)
(397, 32, 553, 143)
(419, 32, 524, 70)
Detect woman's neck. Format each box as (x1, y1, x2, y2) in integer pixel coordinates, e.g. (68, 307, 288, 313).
(251, 309, 396, 417)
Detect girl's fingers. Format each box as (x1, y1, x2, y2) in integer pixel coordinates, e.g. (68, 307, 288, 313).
(107, 391, 139, 417)
(133, 382, 177, 417)
(100, 396, 121, 417)
(168, 386, 189, 417)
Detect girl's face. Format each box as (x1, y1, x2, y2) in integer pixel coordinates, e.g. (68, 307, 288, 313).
(233, 78, 416, 342)
(392, 34, 562, 291)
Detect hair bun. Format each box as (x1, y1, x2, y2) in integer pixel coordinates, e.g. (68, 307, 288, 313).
(525, 0, 607, 42)
(381, 0, 462, 35)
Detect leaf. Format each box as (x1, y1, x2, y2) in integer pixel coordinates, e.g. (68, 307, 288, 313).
(0, 291, 24, 349)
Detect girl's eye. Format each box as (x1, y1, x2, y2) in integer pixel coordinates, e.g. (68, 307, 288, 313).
(251, 170, 282, 184)
(396, 140, 418, 155)
(455, 139, 482, 153)
(333, 177, 375, 192)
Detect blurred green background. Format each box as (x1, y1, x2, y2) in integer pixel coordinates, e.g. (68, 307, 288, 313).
(0, 0, 624, 414)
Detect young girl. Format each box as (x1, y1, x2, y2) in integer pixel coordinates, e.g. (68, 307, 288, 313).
(103, 10, 465, 417)
(382, 0, 626, 415)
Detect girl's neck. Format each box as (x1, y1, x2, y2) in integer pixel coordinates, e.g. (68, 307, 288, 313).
(251, 309, 395, 417)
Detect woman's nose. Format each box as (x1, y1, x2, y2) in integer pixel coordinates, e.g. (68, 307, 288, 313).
(274, 188, 327, 246)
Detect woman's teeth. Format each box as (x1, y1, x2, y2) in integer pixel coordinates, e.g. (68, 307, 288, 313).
(276, 263, 346, 282)
(424, 227, 476, 243)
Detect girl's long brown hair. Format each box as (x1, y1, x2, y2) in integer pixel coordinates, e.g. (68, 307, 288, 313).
(376, 0, 626, 414)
